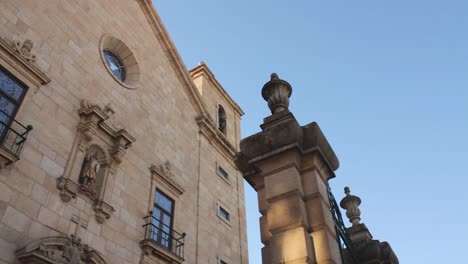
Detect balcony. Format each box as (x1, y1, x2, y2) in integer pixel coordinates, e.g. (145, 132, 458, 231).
(0, 111, 32, 167)
(140, 212, 185, 264)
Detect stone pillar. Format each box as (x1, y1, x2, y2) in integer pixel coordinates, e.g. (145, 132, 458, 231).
(340, 187, 399, 264)
(235, 74, 341, 264)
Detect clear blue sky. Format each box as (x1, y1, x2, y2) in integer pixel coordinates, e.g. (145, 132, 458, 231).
(152, 1, 468, 263)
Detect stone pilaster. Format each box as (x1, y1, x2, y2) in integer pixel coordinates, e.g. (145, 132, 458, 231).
(235, 74, 341, 264)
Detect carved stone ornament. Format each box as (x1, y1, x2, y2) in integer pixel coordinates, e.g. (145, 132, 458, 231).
(12, 39, 37, 63)
(57, 99, 135, 223)
(15, 235, 107, 264)
(261, 73, 292, 114)
(0, 37, 50, 88)
(161, 160, 175, 178)
(150, 161, 185, 195)
(340, 186, 362, 226)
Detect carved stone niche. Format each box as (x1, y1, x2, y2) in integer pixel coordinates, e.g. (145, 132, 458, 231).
(57, 100, 135, 223)
(15, 235, 107, 264)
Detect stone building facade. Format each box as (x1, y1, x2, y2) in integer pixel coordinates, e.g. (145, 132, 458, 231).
(0, 1, 248, 263)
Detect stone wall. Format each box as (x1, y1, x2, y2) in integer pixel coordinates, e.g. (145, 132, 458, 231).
(0, 0, 247, 263)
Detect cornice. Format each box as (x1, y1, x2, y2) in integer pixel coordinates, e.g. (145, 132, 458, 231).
(135, 0, 207, 116)
(189, 63, 244, 116)
(196, 113, 237, 161)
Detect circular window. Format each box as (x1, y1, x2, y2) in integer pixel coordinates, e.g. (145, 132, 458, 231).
(103, 49, 126, 82)
(99, 35, 140, 89)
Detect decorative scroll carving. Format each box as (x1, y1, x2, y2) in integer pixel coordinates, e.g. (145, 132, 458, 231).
(12, 39, 37, 63)
(57, 99, 135, 223)
(15, 235, 106, 264)
(150, 161, 185, 195)
(161, 161, 174, 178)
(0, 37, 50, 87)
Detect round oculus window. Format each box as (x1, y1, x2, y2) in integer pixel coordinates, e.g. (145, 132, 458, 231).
(103, 49, 126, 82)
(99, 35, 140, 89)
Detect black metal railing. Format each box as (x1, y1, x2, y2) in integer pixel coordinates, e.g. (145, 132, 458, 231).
(142, 212, 185, 259)
(0, 109, 32, 157)
(328, 186, 358, 264)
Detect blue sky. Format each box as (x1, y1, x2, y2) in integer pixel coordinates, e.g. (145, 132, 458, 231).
(152, 1, 468, 263)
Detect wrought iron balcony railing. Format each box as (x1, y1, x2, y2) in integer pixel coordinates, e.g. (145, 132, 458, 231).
(328, 186, 358, 264)
(142, 212, 185, 260)
(0, 109, 32, 158)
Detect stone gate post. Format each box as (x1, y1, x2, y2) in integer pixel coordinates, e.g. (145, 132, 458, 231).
(235, 74, 342, 264)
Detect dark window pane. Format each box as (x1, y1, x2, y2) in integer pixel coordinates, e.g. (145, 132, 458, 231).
(0, 70, 25, 100)
(103, 49, 126, 82)
(218, 166, 229, 179)
(219, 207, 230, 221)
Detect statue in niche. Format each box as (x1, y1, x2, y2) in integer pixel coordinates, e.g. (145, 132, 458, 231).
(78, 149, 101, 196)
(63, 239, 81, 264)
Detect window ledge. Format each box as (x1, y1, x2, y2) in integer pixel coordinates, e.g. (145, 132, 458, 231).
(0, 146, 19, 167)
(140, 239, 185, 264)
(216, 213, 232, 228)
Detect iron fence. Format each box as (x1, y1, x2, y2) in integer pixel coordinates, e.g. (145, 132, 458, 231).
(0, 108, 32, 157)
(142, 212, 185, 259)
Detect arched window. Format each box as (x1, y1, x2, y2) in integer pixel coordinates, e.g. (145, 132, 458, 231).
(218, 105, 226, 134)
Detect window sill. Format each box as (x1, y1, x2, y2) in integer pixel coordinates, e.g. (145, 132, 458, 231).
(140, 239, 185, 264)
(0, 146, 19, 167)
(216, 213, 232, 228)
(217, 171, 231, 186)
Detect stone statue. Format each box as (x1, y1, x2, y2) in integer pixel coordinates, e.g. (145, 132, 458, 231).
(79, 152, 100, 193)
(63, 236, 82, 264)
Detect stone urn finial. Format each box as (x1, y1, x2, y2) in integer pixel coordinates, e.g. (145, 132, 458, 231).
(340, 186, 362, 226)
(261, 73, 292, 114)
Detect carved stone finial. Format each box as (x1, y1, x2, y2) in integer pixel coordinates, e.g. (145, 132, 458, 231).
(13, 39, 37, 62)
(339, 186, 362, 226)
(261, 73, 292, 114)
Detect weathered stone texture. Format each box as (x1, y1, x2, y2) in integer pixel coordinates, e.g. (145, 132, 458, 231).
(0, 0, 247, 263)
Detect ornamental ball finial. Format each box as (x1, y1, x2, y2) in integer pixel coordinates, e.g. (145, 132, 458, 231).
(271, 73, 279, 80)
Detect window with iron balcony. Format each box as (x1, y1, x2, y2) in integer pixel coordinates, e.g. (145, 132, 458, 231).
(140, 189, 186, 264)
(0, 67, 32, 167)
